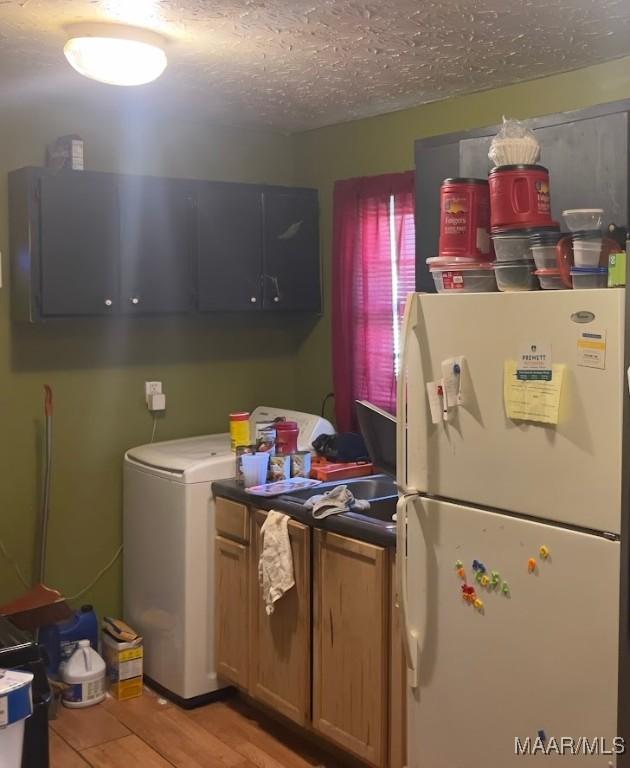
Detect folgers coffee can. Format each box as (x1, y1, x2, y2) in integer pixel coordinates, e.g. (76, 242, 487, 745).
(439, 178, 492, 260)
(489, 164, 554, 232)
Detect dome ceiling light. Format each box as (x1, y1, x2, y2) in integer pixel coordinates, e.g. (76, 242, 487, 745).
(64, 23, 168, 87)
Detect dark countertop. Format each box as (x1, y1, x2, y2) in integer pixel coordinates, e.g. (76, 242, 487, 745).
(212, 478, 396, 548)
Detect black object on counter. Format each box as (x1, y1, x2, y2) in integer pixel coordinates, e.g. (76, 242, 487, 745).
(0, 616, 51, 768)
(312, 432, 369, 462)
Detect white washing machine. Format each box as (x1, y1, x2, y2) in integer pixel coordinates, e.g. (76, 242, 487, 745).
(123, 406, 333, 704)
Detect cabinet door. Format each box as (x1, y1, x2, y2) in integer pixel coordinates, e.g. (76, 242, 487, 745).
(119, 176, 195, 314)
(38, 171, 119, 316)
(197, 182, 263, 311)
(313, 531, 388, 767)
(389, 556, 407, 768)
(215, 535, 249, 689)
(262, 188, 320, 311)
(249, 510, 311, 725)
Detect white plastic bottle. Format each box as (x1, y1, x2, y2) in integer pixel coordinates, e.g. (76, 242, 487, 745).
(61, 640, 106, 708)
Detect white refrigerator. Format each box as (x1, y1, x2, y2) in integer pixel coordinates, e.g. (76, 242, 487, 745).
(396, 289, 630, 767)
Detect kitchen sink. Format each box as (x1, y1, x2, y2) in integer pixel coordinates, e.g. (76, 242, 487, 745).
(279, 473, 397, 504)
(278, 473, 398, 524)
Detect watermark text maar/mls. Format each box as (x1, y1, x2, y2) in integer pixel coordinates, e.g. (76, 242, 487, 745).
(515, 736, 625, 756)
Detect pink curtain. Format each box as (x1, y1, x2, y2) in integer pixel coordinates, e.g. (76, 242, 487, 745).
(332, 172, 415, 432)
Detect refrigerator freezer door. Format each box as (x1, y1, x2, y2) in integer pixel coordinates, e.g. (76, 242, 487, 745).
(405, 290, 624, 534)
(406, 496, 620, 768)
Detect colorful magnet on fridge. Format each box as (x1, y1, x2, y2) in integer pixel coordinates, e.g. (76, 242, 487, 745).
(490, 571, 501, 588)
(528, 558, 537, 573)
(480, 574, 490, 588)
(457, 567, 466, 580)
(475, 571, 483, 584)
(539, 545, 550, 560)
(472, 560, 480, 571)
(455, 560, 463, 569)
(478, 562, 486, 573)
(502, 582, 510, 595)
(473, 598, 484, 611)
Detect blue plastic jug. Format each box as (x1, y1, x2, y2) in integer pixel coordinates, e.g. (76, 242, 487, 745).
(39, 605, 98, 675)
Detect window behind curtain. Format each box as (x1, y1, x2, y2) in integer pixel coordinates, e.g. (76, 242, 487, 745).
(332, 172, 415, 432)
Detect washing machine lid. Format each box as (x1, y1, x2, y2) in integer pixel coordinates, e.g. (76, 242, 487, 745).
(125, 433, 233, 482)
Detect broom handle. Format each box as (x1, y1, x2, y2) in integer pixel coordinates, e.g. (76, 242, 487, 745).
(39, 385, 53, 584)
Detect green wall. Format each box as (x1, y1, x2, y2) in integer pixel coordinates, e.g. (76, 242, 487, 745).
(5, 55, 630, 618)
(0, 91, 301, 616)
(292, 55, 630, 414)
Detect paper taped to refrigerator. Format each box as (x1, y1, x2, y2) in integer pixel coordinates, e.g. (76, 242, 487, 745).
(504, 360, 565, 424)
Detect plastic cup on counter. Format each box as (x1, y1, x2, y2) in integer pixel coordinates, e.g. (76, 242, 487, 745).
(241, 453, 270, 488)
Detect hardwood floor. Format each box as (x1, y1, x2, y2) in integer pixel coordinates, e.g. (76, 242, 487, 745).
(50, 689, 341, 768)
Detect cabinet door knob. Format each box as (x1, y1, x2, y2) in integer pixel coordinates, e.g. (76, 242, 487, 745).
(273, 296, 280, 303)
(250, 297, 257, 303)
(131, 297, 140, 305)
(104, 299, 113, 307)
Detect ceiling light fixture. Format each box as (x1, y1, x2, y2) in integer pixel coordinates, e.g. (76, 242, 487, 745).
(64, 23, 168, 86)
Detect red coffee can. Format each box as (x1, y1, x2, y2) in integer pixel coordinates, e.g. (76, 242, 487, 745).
(439, 178, 492, 261)
(489, 164, 553, 232)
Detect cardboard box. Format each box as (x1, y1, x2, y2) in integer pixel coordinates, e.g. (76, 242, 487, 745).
(102, 631, 143, 701)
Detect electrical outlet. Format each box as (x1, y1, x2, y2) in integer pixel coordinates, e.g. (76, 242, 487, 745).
(145, 381, 162, 403)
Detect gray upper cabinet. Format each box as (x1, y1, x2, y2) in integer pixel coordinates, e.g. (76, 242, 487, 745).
(415, 100, 630, 292)
(197, 182, 263, 311)
(9, 168, 320, 321)
(34, 170, 119, 316)
(262, 188, 321, 312)
(119, 176, 195, 315)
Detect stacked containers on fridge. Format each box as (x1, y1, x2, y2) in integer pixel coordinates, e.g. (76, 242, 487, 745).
(488, 163, 563, 289)
(430, 178, 497, 293)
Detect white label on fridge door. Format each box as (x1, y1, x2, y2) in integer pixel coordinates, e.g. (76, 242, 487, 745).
(441, 356, 466, 407)
(517, 343, 552, 381)
(577, 328, 606, 370)
(426, 382, 442, 425)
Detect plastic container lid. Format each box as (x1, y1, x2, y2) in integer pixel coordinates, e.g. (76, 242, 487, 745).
(572, 230, 603, 241)
(428, 259, 495, 272)
(492, 223, 560, 235)
(563, 208, 604, 215)
(491, 231, 531, 240)
(534, 268, 562, 276)
(230, 412, 250, 421)
(570, 266, 608, 275)
(493, 260, 535, 268)
(441, 177, 489, 185)
(489, 164, 548, 174)
(530, 232, 563, 245)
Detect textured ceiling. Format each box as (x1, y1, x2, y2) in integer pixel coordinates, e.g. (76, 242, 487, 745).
(1, 0, 630, 131)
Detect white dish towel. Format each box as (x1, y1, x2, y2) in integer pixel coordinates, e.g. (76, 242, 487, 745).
(258, 511, 295, 615)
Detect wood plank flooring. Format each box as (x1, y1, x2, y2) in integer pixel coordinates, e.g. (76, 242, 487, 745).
(50, 689, 342, 768)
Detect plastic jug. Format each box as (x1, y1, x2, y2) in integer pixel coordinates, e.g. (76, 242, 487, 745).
(61, 640, 105, 709)
(39, 605, 99, 675)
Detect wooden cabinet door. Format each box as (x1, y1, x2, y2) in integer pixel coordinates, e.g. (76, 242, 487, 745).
(249, 510, 311, 725)
(313, 530, 388, 767)
(118, 176, 195, 314)
(389, 556, 407, 768)
(38, 170, 119, 316)
(197, 182, 263, 311)
(215, 535, 249, 689)
(262, 187, 320, 312)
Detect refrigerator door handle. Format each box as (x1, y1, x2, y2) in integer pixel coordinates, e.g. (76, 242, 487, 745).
(397, 294, 414, 493)
(396, 293, 427, 495)
(396, 492, 420, 689)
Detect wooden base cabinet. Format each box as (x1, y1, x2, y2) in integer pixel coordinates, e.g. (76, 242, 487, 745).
(249, 510, 311, 725)
(313, 530, 389, 767)
(215, 535, 250, 689)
